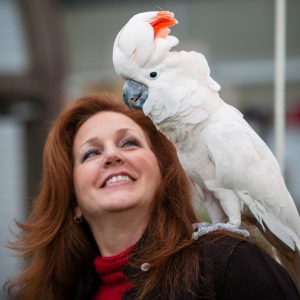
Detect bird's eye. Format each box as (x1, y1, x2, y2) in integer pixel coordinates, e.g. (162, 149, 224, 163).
(149, 71, 158, 79)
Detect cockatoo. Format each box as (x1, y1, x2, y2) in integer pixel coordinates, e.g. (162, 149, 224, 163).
(112, 11, 300, 274)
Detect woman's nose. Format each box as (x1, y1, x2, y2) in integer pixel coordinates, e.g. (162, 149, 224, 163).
(103, 148, 124, 168)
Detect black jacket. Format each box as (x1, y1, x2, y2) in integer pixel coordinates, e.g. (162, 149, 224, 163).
(75, 235, 300, 300)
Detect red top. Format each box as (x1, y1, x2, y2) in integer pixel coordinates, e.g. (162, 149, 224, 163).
(93, 245, 135, 300)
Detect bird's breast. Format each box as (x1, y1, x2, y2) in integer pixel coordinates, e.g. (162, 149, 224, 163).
(177, 140, 216, 184)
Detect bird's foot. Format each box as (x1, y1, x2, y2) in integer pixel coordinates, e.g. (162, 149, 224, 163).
(192, 222, 249, 240)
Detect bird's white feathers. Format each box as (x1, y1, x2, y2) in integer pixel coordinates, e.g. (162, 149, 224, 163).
(113, 11, 300, 252)
(113, 11, 179, 77)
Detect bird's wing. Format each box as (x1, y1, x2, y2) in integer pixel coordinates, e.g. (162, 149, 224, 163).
(200, 113, 300, 250)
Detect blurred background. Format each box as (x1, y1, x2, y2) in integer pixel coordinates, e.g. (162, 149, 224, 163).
(0, 0, 299, 297)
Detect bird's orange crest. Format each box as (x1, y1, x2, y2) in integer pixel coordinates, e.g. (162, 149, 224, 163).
(150, 11, 177, 38)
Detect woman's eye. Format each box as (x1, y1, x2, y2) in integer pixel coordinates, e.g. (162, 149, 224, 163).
(82, 149, 100, 162)
(122, 139, 139, 148)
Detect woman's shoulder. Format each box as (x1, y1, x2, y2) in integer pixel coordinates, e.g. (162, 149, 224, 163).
(196, 231, 248, 271)
(196, 232, 300, 300)
(196, 232, 245, 293)
(197, 232, 244, 257)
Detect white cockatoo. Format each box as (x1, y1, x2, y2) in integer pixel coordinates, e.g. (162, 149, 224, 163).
(112, 11, 300, 276)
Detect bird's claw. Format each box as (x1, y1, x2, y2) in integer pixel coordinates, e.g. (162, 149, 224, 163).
(192, 222, 250, 240)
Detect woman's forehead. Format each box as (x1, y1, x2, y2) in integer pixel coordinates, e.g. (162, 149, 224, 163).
(83, 111, 142, 130)
(74, 111, 148, 144)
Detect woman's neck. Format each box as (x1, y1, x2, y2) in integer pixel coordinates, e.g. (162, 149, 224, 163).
(88, 209, 148, 257)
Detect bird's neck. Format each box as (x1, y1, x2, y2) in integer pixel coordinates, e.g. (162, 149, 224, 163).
(153, 93, 224, 146)
(154, 113, 200, 148)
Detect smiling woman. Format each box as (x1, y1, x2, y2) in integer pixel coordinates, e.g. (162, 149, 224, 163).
(5, 94, 300, 300)
(72, 111, 161, 256)
(5, 93, 198, 299)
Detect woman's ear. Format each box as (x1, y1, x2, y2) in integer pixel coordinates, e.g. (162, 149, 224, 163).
(73, 206, 83, 224)
(74, 206, 83, 219)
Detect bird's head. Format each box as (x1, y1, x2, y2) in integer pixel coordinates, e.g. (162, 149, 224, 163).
(113, 10, 221, 122)
(112, 11, 179, 110)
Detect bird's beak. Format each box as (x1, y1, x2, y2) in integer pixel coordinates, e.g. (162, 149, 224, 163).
(123, 79, 148, 110)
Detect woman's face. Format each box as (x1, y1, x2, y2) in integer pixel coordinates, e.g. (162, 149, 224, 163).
(73, 111, 161, 222)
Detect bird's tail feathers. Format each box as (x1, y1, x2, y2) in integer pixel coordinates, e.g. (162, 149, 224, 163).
(237, 191, 300, 252)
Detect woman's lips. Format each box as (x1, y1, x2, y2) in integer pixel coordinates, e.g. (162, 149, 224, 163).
(101, 172, 135, 188)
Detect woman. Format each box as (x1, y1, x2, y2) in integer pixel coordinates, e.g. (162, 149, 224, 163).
(6, 94, 299, 299)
